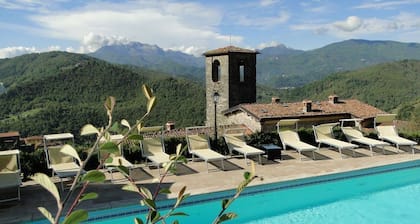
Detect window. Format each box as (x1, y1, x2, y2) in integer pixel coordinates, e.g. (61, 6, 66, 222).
(212, 60, 220, 82)
(239, 65, 245, 82)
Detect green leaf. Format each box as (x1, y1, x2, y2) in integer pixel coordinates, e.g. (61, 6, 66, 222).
(142, 84, 154, 100)
(127, 134, 143, 141)
(121, 119, 131, 129)
(243, 171, 251, 180)
(151, 211, 161, 222)
(122, 182, 140, 193)
(163, 161, 173, 172)
(80, 124, 99, 136)
(146, 96, 156, 114)
(217, 213, 237, 223)
(105, 157, 113, 164)
(178, 186, 186, 199)
(134, 217, 144, 224)
(104, 96, 116, 113)
(100, 141, 119, 154)
(169, 212, 188, 217)
(172, 220, 180, 224)
(81, 170, 105, 183)
(116, 165, 129, 176)
(79, 192, 98, 202)
(109, 121, 120, 133)
(37, 207, 54, 224)
(60, 144, 81, 164)
(158, 188, 171, 194)
(140, 187, 153, 199)
(62, 209, 88, 224)
(222, 198, 231, 210)
(142, 198, 156, 210)
(174, 188, 189, 208)
(31, 173, 60, 204)
(176, 144, 182, 156)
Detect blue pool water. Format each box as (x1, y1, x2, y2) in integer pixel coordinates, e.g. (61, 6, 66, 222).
(31, 160, 420, 223)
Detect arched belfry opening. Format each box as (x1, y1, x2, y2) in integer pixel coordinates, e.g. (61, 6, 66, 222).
(203, 46, 259, 127)
(212, 60, 220, 82)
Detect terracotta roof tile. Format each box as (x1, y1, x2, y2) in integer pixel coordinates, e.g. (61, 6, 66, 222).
(203, 46, 259, 56)
(225, 99, 385, 121)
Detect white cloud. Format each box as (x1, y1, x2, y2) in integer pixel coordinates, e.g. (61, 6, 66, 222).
(291, 13, 420, 40)
(0, 0, 62, 12)
(257, 41, 281, 49)
(48, 45, 61, 51)
(333, 16, 363, 32)
(354, 0, 420, 9)
(167, 45, 206, 56)
(259, 0, 278, 7)
(0, 46, 37, 58)
(236, 11, 290, 28)
(80, 33, 130, 53)
(28, 1, 237, 55)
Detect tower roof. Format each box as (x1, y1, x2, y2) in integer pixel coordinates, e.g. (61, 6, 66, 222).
(203, 46, 259, 56)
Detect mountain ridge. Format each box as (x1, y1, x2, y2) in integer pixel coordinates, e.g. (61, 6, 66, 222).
(89, 42, 204, 79)
(90, 39, 420, 88)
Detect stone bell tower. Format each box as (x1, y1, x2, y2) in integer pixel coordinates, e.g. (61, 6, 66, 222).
(203, 46, 259, 127)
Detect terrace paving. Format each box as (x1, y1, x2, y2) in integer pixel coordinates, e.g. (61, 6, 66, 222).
(1, 145, 420, 223)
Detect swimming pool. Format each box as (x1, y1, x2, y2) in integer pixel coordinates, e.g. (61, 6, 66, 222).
(32, 160, 420, 223)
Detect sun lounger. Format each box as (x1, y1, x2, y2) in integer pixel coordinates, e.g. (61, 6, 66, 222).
(186, 127, 225, 172)
(313, 123, 358, 158)
(277, 119, 316, 160)
(44, 133, 84, 190)
(223, 128, 264, 165)
(0, 149, 21, 202)
(340, 119, 390, 156)
(375, 114, 418, 154)
(99, 134, 134, 182)
(139, 126, 171, 175)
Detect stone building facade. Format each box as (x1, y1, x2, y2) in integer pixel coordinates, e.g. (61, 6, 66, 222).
(203, 46, 259, 129)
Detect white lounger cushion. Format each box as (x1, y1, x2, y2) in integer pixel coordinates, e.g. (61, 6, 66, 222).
(376, 126, 417, 146)
(342, 127, 389, 147)
(279, 130, 316, 152)
(141, 137, 170, 165)
(317, 138, 358, 149)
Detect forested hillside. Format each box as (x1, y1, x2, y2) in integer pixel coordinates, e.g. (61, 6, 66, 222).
(257, 39, 420, 87)
(0, 52, 206, 137)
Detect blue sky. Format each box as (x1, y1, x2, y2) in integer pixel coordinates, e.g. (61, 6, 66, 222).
(1, 0, 420, 58)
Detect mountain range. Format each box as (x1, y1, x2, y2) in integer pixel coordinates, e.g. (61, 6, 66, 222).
(89, 42, 203, 80)
(90, 39, 420, 88)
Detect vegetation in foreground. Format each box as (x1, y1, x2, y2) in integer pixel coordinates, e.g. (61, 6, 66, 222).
(32, 85, 257, 224)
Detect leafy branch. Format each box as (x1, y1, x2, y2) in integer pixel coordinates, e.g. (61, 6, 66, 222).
(213, 161, 257, 224)
(31, 84, 156, 224)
